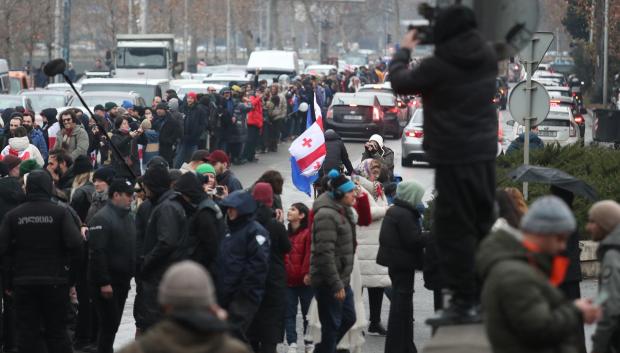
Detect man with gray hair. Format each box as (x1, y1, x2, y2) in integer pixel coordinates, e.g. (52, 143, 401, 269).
(587, 200, 620, 353)
(477, 196, 602, 353)
(118, 260, 250, 353)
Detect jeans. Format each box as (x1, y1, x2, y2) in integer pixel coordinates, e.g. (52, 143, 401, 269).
(285, 286, 314, 345)
(173, 142, 197, 169)
(314, 285, 356, 353)
(243, 126, 261, 161)
(15, 284, 73, 353)
(385, 270, 417, 353)
(93, 283, 130, 353)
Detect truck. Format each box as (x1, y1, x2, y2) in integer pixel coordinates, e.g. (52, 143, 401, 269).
(114, 34, 177, 80)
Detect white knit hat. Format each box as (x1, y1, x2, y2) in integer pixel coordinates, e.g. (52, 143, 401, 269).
(369, 134, 384, 148)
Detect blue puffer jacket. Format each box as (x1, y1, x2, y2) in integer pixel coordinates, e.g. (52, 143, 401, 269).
(29, 128, 48, 162)
(215, 191, 271, 307)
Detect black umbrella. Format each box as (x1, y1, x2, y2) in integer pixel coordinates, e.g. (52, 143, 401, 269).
(507, 164, 599, 201)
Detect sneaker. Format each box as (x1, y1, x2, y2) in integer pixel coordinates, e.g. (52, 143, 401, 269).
(425, 300, 481, 327)
(305, 343, 315, 353)
(287, 342, 298, 353)
(367, 322, 387, 336)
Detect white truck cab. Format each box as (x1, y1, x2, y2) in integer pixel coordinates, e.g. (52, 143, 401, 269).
(114, 34, 176, 80)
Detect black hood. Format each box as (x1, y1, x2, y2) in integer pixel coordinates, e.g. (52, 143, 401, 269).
(169, 309, 229, 333)
(433, 5, 478, 45)
(435, 30, 497, 69)
(25, 169, 53, 199)
(324, 129, 341, 141)
(1, 108, 15, 127)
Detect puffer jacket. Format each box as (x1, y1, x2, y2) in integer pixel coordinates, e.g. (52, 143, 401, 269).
(247, 96, 264, 129)
(355, 176, 389, 288)
(54, 125, 90, 160)
(285, 226, 312, 287)
(310, 192, 356, 293)
(29, 128, 48, 162)
(477, 220, 580, 353)
(0, 136, 45, 167)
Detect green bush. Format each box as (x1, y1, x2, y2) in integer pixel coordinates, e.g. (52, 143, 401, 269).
(423, 144, 620, 234)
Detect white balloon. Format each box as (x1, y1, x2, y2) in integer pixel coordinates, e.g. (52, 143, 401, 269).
(299, 102, 309, 113)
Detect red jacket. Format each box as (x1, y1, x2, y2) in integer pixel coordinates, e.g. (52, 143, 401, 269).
(247, 95, 264, 128)
(284, 227, 311, 287)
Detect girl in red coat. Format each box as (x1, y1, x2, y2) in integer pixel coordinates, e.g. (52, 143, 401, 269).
(284, 202, 314, 353)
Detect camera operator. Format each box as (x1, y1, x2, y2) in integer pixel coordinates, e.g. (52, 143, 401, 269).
(389, 5, 498, 326)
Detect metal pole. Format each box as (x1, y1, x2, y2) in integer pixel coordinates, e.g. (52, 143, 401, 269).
(53, 0, 62, 63)
(317, 0, 322, 63)
(183, 0, 189, 71)
(128, 0, 133, 34)
(523, 39, 538, 201)
(62, 0, 71, 63)
(140, 0, 148, 34)
(226, 0, 231, 63)
(266, 0, 272, 49)
(603, 0, 609, 104)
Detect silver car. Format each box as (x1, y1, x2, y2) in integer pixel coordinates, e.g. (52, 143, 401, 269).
(401, 109, 425, 166)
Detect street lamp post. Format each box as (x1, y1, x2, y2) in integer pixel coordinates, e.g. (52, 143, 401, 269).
(603, 0, 609, 104)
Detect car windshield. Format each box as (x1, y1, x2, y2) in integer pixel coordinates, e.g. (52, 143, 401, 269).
(548, 89, 570, 97)
(359, 87, 393, 94)
(333, 94, 394, 107)
(79, 96, 131, 108)
(81, 83, 156, 103)
(0, 97, 22, 110)
(25, 94, 67, 112)
(117, 47, 167, 69)
(546, 111, 570, 120)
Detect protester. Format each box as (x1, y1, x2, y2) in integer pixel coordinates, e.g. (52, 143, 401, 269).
(40, 107, 59, 150)
(587, 200, 620, 353)
(179, 149, 210, 174)
(256, 170, 285, 220)
(88, 178, 136, 353)
(0, 126, 45, 167)
(138, 119, 159, 168)
(477, 196, 601, 352)
(22, 111, 49, 162)
(215, 190, 270, 342)
(47, 149, 74, 201)
(85, 166, 115, 222)
(377, 181, 425, 353)
(311, 170, 357, 353)
(111, 116, 142, 182)
(322, 129, 354, 177)
(243, 88, 264, 163)
(152, 102, 182, 167)
(0, 169, 83, 353)
(117, 261, 251, 353)
(361, 135, 394, 181)
(69, 155, 95, 222)
(54, 109, 90, 159)
(174, 92, 207, 168)
(390, 5, 499, 324)
(284, 202, 313, 353)
(207, 150, 243, 192)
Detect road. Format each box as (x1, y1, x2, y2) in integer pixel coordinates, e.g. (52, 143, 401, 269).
(114, 128, 598, 352)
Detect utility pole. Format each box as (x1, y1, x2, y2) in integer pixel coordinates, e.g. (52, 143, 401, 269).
(62, 0, 71, 63)
(317, 0, 322, 63)
(140, 0, 148, 34)
(183, 0, 189, 71)
(226, 0, 231, 63)
(603, 0, 609, 104)
(266, 0, 272, 49)
(128, 0, 134, 34)
(53, 0, 62, 60)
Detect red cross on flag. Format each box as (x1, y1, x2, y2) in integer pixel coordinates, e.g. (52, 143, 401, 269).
(289, 93, 326, 177)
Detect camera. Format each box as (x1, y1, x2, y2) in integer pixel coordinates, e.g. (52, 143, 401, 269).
(216, 186, 225, 196)
(406, 3, 438, 45)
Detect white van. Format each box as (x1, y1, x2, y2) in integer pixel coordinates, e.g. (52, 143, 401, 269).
(246, 50, 299, 83)
(79, 78, 170, 105)
(0, 59, 10, 94)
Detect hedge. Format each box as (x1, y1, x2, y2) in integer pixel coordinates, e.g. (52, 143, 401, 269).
(423, 144, 620, 234)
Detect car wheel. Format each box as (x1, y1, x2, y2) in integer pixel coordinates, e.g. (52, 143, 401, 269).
(401, 156, 412, 167)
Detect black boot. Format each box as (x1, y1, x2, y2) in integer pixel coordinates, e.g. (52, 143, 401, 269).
(425, 297, 481, 327)
(367, 322, 387, 336)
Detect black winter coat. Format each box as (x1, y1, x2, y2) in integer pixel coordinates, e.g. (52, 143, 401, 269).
(389, 30, 498, 164)
(70, 182, 95, 223)
(153, 114, 183, 148)
(0, 198, 83, 286)
(376, 198, 424, 272)
(248, 205, 291, 344)
(111, 130, 140, 179)
(0, 177, 25, 221)
(188, 197, 225, 275)
(88, 202, 136, 286)
(182, 103, 208, 145)
(322, 130, 354, 175)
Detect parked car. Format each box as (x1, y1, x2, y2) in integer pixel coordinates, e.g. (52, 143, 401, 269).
(79, 78, 169, 105)
(401, 108, 425, 166)
(69, 91, 147, 109)
(304, 64, 337, 76)
(0, 95, 33, 112)
(325, 92, 385, 138)
(532, 71, 566, 86)
(203, 75, 251, 87)
(176, 83, 225, 100)
(21, 89, 73, 114)
(509, 105, 581, 147)
(546, 86, 571, 98)
(46, 82, 81, 92)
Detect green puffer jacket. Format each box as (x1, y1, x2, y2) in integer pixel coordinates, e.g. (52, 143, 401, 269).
(476, 219, 580, 353)
(310, 192, 356, 293)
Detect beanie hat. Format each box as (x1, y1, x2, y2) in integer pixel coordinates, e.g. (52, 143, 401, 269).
(108, 178, 134, 197)
(40, 108, 58, 122)
(156, 102, 169, 111)
(252, 182, 274, 208)
(19, 159, 40, 177)
(72, 155, 93, 176)
(396, 181, 425, 209)
(174, 173, 205, 204)
(93, 167, 115, 185)
(190, 149, 210, 162)
(327, 169, 355, 196)
(121, 100, 133, 110)
(521, 196, 576, 235)
(589, 200, 620, 233)
(196, 163, 216, 176)
(187, 92, 198, 100)
(168, 98, 179, 112)
(169, 169, 183, 184)
(433, 5, 478, 45)
(206, 150, 230, 165)
(143, 164, 171, 196)
(146, 156, 169, 169)
(94, 104, 105, 112)
(158, 260, 217, 309)
(2, 155, 22, 172)
(369, 134, 384, 148)
(104, 102, 117, 111)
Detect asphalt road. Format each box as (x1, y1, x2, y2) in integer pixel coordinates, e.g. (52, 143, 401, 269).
(114, 128, 599, 352)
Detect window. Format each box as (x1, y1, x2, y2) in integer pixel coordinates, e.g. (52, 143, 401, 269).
(117, 47, 167, 69)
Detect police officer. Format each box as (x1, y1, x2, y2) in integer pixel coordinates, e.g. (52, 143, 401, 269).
(0, 169, 83, 353)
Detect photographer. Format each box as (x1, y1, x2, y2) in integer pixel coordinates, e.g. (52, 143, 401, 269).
(361, 134, 394, 181)
(389, 5, 498, 325)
